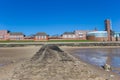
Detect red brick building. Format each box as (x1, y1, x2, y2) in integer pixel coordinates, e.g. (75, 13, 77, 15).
(62, 32, 76, 39)
(24, 36, 34, 40)
(105, 19, 111, 41)
(0, 30, 9, 40)
(9, 32, 24, 40)
(87, 31, 108, 41)
(75, 30, 88, 40)
(34, 32, 48, 41)
(62, 31, 89, 40)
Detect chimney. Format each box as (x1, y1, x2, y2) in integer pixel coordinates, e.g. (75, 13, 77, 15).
(104, 19, 111, 41)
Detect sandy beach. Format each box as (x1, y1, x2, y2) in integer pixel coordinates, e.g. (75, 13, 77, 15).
(0, 45, 120, 80)
(0, 46, 40, 80)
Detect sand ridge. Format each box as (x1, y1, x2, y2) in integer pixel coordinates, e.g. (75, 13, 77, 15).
(11, 45, 120, 80)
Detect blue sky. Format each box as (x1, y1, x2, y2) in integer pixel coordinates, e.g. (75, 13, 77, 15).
(0, 0, 120, 35)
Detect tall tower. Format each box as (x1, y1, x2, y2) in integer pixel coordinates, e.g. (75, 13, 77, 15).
(104, 19, 111, 41)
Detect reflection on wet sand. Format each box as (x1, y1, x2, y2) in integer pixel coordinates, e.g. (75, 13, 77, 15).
(70, 48, 120, 74)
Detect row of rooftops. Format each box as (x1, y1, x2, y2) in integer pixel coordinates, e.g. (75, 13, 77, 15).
(9, 32, 24, 35)
(0, 30, 89, 36)
(62, 30, 91, 35)
(35, 32, 48, 36)
(62, 30, 92, 35)
(13, 32, 48, 36)
(0, 30, 48, 36)
(1, 30, 120, 37)
(63, 32, 75, 35)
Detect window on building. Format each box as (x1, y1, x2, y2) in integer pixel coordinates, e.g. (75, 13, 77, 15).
(73, 35, 75, 38)
(63, 35, 67, 38)
(79, 32, 83, 34)
(68, 35, 71, 38)
(44, 36, 46, 39)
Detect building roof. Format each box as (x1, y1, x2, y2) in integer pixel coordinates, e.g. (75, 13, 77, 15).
(35, 32, 47, 36)
(75, 30, 90, 32)
(0, 30, 9, 34)
(87, 31, 108, 37)
(63, 32, 75, 35)
(10, 32, 24, 35)
(87, 31, 107, 34)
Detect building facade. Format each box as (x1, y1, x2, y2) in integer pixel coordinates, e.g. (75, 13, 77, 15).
(75, 30, 88, 40)
(87, 31, 108, 41)
(0, 30, 9, 40)
(113, 32, 120, 41)
(9, 32, 24, 40)
(0, 19, 118, 42)
(62, 31, 90, 40)
(62, 32, 76, 39)
(34, 32, 48, 41)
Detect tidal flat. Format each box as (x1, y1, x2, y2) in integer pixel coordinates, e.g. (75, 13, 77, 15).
(0, 45, 120, 80)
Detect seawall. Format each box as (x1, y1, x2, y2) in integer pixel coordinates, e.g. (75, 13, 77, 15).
(0, 42, 120, 47)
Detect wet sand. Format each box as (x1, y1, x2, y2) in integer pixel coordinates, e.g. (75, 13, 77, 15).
(61, 46, 120, 79)
(0, 46, 40, 80)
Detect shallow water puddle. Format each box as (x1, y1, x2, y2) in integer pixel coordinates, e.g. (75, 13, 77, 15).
(71, 48, 120, 74)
